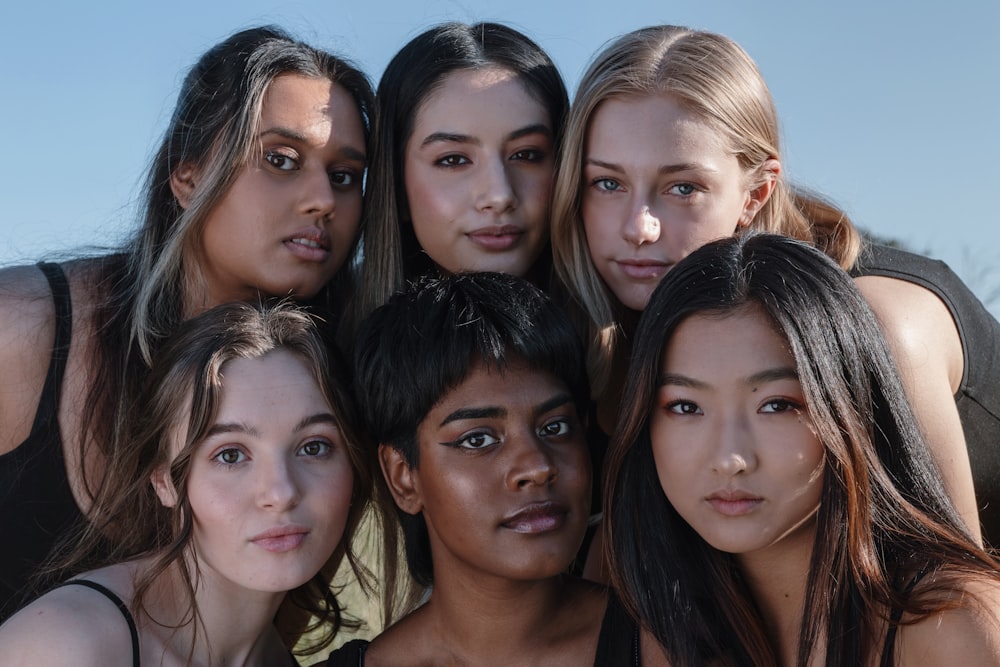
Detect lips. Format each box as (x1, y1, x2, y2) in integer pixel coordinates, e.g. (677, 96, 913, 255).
(615, 258, 671, 280)
(284, 227, 331, 262)
(705, 490, 763, 517)
(467, 225, 524, 251)
(500, 501, 568, 534)
(250, 525, 310, 553)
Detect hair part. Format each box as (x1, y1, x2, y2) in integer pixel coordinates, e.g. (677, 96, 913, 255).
(604, 233, 996, 666)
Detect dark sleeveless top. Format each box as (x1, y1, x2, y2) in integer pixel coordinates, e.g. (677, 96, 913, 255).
(326, 591, 639, 666)
(0, 263, 86, 621)
(53, 579, 140, 667)
(851, 244, 1000, 545)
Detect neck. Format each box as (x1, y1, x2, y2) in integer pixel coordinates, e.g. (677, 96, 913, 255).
(735, 516, 819, 666)
(144, 561, 287, 666)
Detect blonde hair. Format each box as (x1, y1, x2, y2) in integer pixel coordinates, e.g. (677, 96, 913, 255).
(551, 25, 860, 396)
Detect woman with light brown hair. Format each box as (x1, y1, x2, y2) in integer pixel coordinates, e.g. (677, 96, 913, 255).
(551, 24, 1000, 546)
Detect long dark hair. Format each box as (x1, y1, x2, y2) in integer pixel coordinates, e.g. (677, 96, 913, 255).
(605, 233, 997, 666)
(349, 22, 568, 335)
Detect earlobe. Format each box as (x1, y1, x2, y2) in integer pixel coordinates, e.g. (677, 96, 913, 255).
(151, 464, 178, 508)
(740, 158, 781, 227)
(169, 162, 200, 210)
(379, 444, 423, 515)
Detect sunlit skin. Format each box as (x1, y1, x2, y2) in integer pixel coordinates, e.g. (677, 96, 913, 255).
(404, 68, 555, 276)
(582, 93, 767, 311)
(182, 74, 366, 310)
(650, 306, 824, 563)
(156, 350, 354, 594)
(385, 360, 591, 585)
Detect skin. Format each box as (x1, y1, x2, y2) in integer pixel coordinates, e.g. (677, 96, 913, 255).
(0, 350, 355, 665)
(404, 68, 555, 277)
(0, 70, 368, 519)
(582, 93, 774, 312)
(177, 73, 367, 310)
(581, 90, 980, 544)
(358, 360, 662, 666)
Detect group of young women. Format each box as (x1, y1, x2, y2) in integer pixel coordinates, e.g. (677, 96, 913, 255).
(0, 19, 998, 666)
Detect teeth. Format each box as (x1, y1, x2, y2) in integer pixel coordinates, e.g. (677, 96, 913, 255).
(291, 238, 321, 249)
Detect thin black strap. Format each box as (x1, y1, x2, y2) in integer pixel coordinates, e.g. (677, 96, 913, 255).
(54, 580, 140, 667)
(880, 566, 931, 667)
(34, 262, 72, 430)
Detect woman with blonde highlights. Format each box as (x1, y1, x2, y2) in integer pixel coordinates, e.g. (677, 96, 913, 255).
(552, 25, 1000, 544)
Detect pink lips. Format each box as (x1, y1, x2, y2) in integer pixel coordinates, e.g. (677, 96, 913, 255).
(706, 491, 763, 517)
(467, 225, 524, 251)
(616, 258, 670, 281)
(284, 227, 331, 263)
(250, 525, 310, 553)
(501, 501, 567, 534)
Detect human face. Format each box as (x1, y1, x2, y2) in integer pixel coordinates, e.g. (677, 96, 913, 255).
(649, 306, 824, 561)
(180, 350, 354, 594)
(403, 68, 555, 276)
(582, 93, 757, 311)
(404, 360, 589, 583)
(192, 74, 366, 307)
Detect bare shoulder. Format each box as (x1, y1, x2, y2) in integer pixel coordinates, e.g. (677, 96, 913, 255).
(640, 626, 672, 667)
(0, 577, 137, 665)
(363, 604, 432, 666)
(853, 274, 963, 386)
(895, 578, 1000, 665)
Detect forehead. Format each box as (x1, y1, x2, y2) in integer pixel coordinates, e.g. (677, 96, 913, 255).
(412, 67, 549, 132)
(587, 92, 732, 157)
(663, 305, 793, 374)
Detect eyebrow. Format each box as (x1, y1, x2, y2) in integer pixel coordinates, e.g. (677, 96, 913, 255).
(203, 412, 338, 439)
(419, 122, 552, 149)
(437, 391, 575, 428)
(259, 127, 366, 163)
(658, 367, 799, 388)
(585, 157, 716, 176)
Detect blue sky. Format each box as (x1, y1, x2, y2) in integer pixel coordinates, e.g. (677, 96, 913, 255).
(2, 1, 998, 309)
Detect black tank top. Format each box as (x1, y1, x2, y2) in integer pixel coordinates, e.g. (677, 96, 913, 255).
(53, 579, 140, 666)
(0, 263, 85, 620)
(852, 244, 1000, 545)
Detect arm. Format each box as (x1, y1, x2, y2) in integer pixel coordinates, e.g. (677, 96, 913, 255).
(854, 274, 981, 542)
(0, 584, 135, 665)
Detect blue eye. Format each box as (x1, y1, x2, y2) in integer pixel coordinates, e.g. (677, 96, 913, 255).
(593, 178, 622, 192)
(667, 183, 697, 196)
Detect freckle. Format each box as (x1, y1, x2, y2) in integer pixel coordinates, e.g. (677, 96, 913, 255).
(752, 387, 758, 393)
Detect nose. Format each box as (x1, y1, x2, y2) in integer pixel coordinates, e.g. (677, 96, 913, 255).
(711, 413, 757, 477)
(622, 202, 661, 246)
(257, 458, 302, 511)
(505, 432, 558, 490)
(475, 156, 517, 214)
(302, 167, 337, 221)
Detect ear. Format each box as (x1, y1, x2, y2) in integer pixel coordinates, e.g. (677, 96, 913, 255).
(378, 444, 423, 515)
(151, 464, 178, 508)
(738, 158, 781, 227)
(169, 162, 200, 210)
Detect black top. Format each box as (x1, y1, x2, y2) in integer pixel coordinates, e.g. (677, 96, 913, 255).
(852, 244, 1000, 544)
(54, 579, 140, 667)
(0, 262, 85, 621)
(326, 591, 639, 667)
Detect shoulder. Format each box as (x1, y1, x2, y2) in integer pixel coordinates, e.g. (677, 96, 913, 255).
(0, 577, 137, 665)
(895, 578, 1000, 664)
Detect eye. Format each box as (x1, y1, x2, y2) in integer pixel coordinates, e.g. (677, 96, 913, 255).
(759, 398, 802, 414)
(299, 440, 332, 457)
(592, 177, 622, 193)
(538, 418, 573, 438)
(511, 148, 545, 162)
(666, 400, 702, 416)
(436, 154, 470, 167)
(213, 447, 247, 466)
(264, 150, 299, 171)
(444, 430, 500, 450)
(667, 182, 697, 196)
(329, 170, 357, 187)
